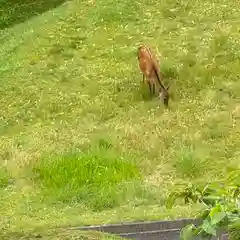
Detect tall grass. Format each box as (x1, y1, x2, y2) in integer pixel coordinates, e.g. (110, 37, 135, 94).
(0, 166, 11, 188)
(173, 146, 209, 179)
(32, 147, 145, 210)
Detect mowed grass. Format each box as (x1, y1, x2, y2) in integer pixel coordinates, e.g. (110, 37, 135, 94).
(0, 0, 240, 238)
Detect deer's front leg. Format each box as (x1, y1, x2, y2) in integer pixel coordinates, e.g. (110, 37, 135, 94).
(152, 82, 156, 95)
(147, 80, 152, 96)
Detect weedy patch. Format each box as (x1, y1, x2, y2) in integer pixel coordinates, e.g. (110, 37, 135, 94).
(87, 0, 141, 24)
(32, 147, 148, 211)
(0, 166, 12, 188)
(173, 146, 210, 180)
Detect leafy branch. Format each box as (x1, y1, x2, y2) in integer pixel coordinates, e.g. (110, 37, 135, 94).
(166, 170, 240, 239)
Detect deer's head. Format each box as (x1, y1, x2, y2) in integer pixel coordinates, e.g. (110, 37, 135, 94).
(159, 86, 170, 107)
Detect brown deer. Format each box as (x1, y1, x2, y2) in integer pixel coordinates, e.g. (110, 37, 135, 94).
(137, 45, 170, 107)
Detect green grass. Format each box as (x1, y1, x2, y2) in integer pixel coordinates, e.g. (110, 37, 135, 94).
(0, 166, 11, 188)
(0, 229, 124, 240)
(0, 0, 66, 29)
(173, 146, 210, 179)
(0, 0, 240, 239)
(32, 147, 148, 210)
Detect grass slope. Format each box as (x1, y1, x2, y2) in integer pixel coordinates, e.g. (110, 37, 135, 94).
(0, 0, 240, 238)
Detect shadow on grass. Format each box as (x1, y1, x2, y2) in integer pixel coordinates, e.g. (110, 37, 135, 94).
(0, 0, 67, 29)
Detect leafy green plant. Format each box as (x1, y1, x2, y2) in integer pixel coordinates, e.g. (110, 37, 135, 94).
(166, 170, 240, 239)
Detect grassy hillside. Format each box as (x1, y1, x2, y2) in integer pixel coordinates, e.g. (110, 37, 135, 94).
(0, 0, 240, 238)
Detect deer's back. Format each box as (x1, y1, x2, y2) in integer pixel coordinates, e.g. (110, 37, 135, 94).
(138, 47, 154, 77)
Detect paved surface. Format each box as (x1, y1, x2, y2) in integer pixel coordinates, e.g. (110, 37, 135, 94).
(69, 218, 228, 240)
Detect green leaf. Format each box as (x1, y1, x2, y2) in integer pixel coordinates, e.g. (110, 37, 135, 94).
(229, 219, 240, 229)
(201, 195, 222, 207)
(233, 186, 240, 198)
(200, 219, 217, 236)
(180, 224, 196, 240)
(198, 209, 210, 221)
(201, 184, 211, 195)
(166, 192, 180, 209)
(184, 196, 190, 204)
(189, 193, 198, 202)
(209, 205, 226, 225)
(227, 170, 240, 185)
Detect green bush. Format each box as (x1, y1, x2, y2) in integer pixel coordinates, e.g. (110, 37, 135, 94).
(166, 170, 240, 240)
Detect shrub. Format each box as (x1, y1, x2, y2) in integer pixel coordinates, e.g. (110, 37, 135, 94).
(166, 170, 240, 240)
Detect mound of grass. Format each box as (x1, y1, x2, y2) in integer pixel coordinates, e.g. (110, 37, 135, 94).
(32, 148, 144, 210)
(0, 166, 11, 188)
(173, 146, 209, 179)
